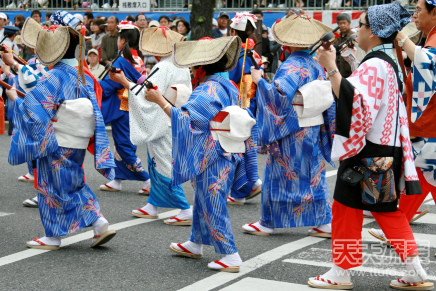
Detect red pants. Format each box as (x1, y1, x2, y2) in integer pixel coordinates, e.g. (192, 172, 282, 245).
(399, 168, 436, 222)
(332, 200, 418, 270)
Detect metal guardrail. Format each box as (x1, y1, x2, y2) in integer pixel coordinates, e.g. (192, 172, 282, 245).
(1, 0, 416, 12)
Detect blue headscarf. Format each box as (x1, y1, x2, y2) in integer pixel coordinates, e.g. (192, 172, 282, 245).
(426, 0, 436, 6)
(368, 1, 411, 38)
(50, 11, 81, 30)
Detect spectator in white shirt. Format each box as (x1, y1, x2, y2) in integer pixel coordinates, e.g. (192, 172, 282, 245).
(87, 49, 105, 79)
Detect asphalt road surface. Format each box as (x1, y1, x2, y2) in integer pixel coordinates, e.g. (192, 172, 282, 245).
(0, 133, 435, 291)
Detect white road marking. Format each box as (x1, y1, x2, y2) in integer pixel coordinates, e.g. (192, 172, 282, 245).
(363, 227, 436, 247)
(411, 213, 436, 225)
(0, 212, 14, 217)
(179, 216, 375, 291)
(0, 209, 179, 268)
(283, 259, 436, 281)
(424, 193, 435, 205)
(178, 236, 325, 291)
(220, 277, 313, 291)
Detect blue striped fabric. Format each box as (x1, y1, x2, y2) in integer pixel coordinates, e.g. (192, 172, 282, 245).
(256, 51, 335, 229)
(9, 62, 116, 237)
(171, 74, 249, 255)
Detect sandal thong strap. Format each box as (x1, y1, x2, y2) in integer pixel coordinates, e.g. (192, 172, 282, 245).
(169, 216, 186, 222)
(137, 208, 152, 216)
(315, 276, 339, 286)
(312, 227, 327, 234)
(248, 223, 262, 232)
(33, 237, 47, 246)
(177, 243, 194, 254)
(397, 278, 422, 286)
(214, 260, 230, 268)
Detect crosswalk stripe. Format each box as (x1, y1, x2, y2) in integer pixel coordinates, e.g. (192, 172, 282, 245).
(220, 277, 313, 291)
(411, 213, 436, 225)
(0, 209, 180, 268)
(363, 227, 436, 247)
(0, 212, 14, 217)
(178, 236, 325, 291)
(283, 258, 436, 281)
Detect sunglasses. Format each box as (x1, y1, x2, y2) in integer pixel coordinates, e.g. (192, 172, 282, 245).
(359, 21, 370, 28)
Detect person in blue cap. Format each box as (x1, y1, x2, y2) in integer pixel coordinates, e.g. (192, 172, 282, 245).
(307, 2, 433, 290)
(1, 26, 20, 55)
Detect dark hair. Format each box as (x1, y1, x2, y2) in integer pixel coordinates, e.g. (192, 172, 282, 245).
(159, 15, 171, 23)
(84, 12, 94, 20)
(64, 31, 80, 59)
(337, 13, 351, 23)
(251, 9, 263, 16)
(126, 15, 135, 22)
(46, 12, 52, 19)
(176, 19, 191, 35)
(92, 18, 106, 33)
(119, 28, 143, 64)
(31, 10, 41, 17)
(425, 1, 436, 12)
(233, 21, 256, 42)
(203, 54, 229, 75)
(14, 14, 25, 26)
(365, 13, 398, 44)
(135, 13, 146, 22)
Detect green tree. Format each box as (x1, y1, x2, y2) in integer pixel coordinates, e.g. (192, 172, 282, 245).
(190, 0, 216, 40)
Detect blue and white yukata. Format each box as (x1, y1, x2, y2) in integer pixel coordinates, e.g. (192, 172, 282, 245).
(228, 48, 260, 200)
(128, 57, 192, 211)
(255, 51, 334, 229)
(171, 75, 251, 254)
(100, 56, 149, 182)
(9, 61, 115, 237)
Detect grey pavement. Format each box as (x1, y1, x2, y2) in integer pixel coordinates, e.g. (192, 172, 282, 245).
(0, 133, 435, 291)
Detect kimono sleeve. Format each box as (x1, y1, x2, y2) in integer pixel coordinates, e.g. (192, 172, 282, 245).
(8, 74, 63, 165)
(171, 87, 223, 185)
(255, 73, 301, 146)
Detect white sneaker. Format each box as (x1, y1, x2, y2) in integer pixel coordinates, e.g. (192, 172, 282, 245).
(6, 2, 17, 8)
(101, 2, 110, 8)
(90, 2, 98, 8)
(111, 2, 117, 8)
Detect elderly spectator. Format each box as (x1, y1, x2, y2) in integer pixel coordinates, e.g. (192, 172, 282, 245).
(87, 49, 105, 79)
(101, 16, 119, 65)
(212, 12, 230, 38)
(333, 13, 354, 77)
(135, 14, 148, 31)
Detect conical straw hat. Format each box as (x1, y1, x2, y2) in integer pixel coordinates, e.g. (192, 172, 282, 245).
(401, 21, 421, 44)
(21, 17, 43, 48)
(173, 36, 241, 71)
(36, 26, 77, 66)
(140, 27, 185, 57)
(273, 15, 332, 47)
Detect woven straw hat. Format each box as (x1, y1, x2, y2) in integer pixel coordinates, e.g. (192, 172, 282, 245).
(21, 17, 43, 48)
(173, 36, 241, 71)
(140, 27, 185, 57)
(401, 22, 421, 44)
(272, 15, 332, 47)
(36, 26, 79, 66)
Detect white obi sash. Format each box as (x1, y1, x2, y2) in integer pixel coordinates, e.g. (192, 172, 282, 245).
(53, 98, 95, 149)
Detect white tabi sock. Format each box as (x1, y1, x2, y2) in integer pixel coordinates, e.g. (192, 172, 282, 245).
(142, 179, 151, 190)
(107, 179, 122, 190)
(142, 203, 158, 216)
(321, 264, 352, 283)
(38, 236, 61, 246)
(93, 216, 109, 235)
(316, 223, 332, 233)
(182, 240, 203, 254)
(253, 179, 262, 189)
(220, 252, 243, 266)
(254, 221, 274, 233)
(176, 206, 193, 220)
(404, 256, 428, 282)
